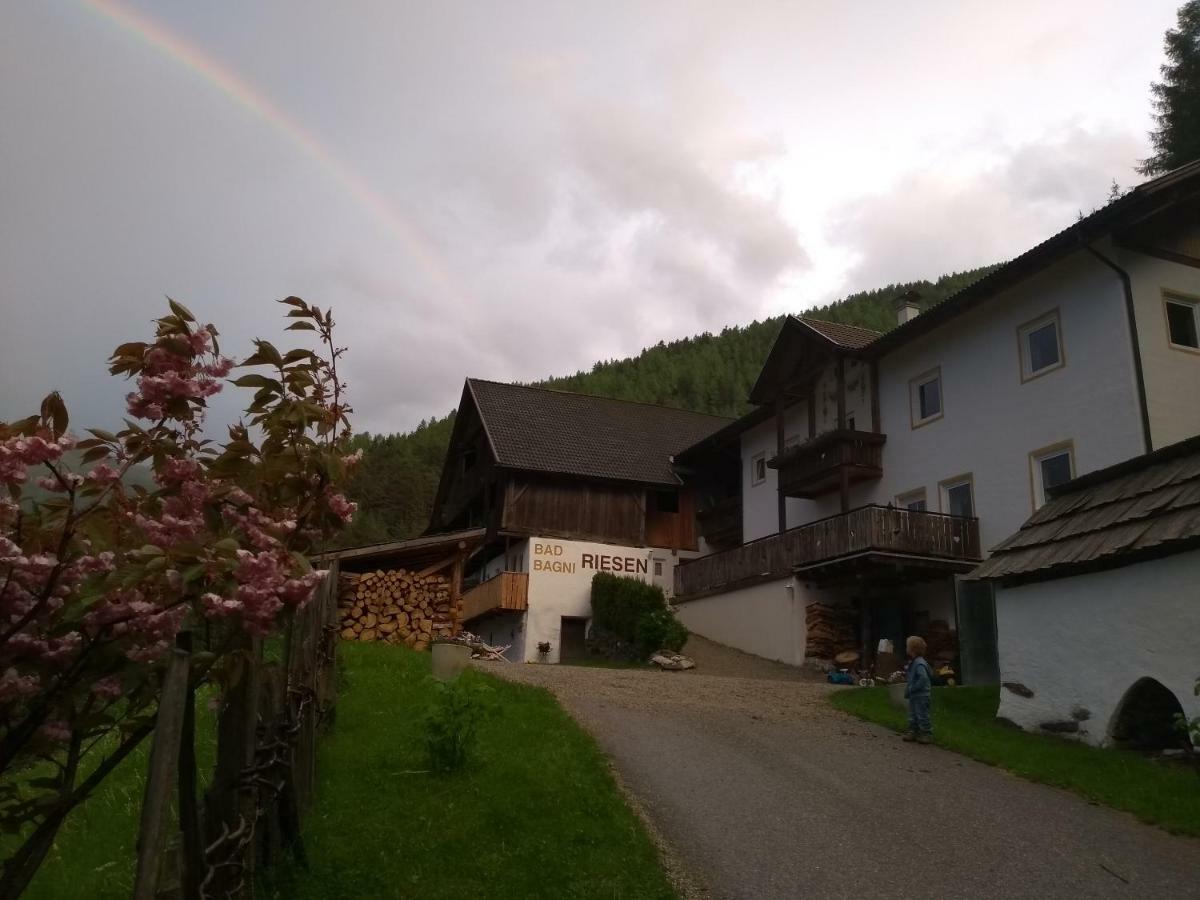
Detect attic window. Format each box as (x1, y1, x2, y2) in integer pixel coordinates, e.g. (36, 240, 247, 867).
(463, 449, 477, 472)
(655, 490, 679, 514)
(1018, 310, 1064, 380)
(751, 452, 767, 486)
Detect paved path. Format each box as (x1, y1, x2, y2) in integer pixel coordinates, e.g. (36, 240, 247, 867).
(485, 644, 1200, 900)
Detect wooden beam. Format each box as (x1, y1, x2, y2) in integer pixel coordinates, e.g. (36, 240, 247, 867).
(807, 387, 817, 438)
(869, 360, 881, 434)
(415, 552, 460, 579)
(776, 395, 787, 533)
(836, 355, 846, 431)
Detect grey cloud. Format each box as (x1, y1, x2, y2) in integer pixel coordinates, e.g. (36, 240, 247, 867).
(830, 127, 1145, 292)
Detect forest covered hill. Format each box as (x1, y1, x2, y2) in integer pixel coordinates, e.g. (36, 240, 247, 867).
(339, 265, 996, 545)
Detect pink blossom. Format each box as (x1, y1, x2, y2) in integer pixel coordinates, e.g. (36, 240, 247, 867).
(38, 720, 71, 743)
(86, 463, 121, 484)
(204, 357, 235, 378)
(325, 491, 356, 524)
(342, 449, 363, 467)
(90, 675, 122, 700)
(0, 668, 40, 701)
(157, 457, 199, 485)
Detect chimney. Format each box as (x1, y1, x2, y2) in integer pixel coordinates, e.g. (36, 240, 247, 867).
(894, 290, 921, 326)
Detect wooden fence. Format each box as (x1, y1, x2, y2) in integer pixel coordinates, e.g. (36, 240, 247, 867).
(132, 561, 341, 899)
(675, 506, 980, 598)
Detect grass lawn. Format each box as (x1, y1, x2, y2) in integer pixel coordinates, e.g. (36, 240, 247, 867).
(260, 642, 676, 900)
(830, 685, 1200, 836)
(13, 689, 218, 899)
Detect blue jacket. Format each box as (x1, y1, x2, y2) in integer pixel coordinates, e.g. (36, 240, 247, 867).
(905, 656, 932, 699)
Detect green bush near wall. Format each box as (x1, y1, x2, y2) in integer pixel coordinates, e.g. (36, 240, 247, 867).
(591, 572, 688, 657)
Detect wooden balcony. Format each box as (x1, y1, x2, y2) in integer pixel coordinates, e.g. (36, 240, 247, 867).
(461, 571, 528, 622)
(675, 505, 981, 598)
(696, 496, 742, 549)
(769, 429, 886, 499)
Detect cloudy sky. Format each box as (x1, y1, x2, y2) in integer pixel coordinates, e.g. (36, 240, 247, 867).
(0, 1, 1179, 435)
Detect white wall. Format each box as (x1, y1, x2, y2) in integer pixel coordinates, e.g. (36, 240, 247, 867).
(1120, 239, 1200, 448)
(872, 251, 1145, 554)
(995, 551, 1200, 746)
(675, 577, 806, 664)
(521, 536, 696, 663)
(740, 251, 1150, 554)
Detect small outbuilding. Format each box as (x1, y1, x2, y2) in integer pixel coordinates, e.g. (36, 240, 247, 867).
(971, 435, 1200, 748)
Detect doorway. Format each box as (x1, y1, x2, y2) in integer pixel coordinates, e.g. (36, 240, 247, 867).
(560, 617, 589, 662)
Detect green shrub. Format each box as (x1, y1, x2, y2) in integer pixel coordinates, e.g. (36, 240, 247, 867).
(591, 572, 688, 658)
(424, 673, 493, 773)
(591, 572, 666, 636)
(634, 609, 689, 656)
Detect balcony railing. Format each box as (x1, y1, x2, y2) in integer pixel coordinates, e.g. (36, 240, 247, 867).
(696, 496, 742, 548)
(769, 429, 886, 499)
(675, 505, 980, 598)
(461, 571, 528, 622)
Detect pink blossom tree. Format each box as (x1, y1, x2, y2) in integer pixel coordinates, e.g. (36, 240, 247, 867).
(0, 297, 355, 895)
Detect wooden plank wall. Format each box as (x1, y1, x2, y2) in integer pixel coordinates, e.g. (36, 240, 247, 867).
(644, 487, 698, 551)
(502, 477, 645, 545)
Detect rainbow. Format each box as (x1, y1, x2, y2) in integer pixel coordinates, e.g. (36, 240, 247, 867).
(81, 0, 464, 303)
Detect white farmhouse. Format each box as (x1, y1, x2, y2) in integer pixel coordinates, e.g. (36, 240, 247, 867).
(672, 160, 1200, 680)
(970, 436, 1200, 747)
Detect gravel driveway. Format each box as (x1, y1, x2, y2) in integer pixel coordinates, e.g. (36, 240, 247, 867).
(483, 640, 1200, 900)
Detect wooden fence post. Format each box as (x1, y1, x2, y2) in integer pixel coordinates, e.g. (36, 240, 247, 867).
(204, 635, 262, 898)
(132, 644, 191, 900)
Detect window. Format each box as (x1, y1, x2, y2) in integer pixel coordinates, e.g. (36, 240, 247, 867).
(939, 475, 974, 518)
(654, 489, 679, 514)
(1018, 310, 1064, 380)
(1030, 442, 1075, 509)
(462, 448, 477, 472)
(846, 415, 856, 432)
(751, 452, 766, 486)
(1165, 295, 1200, 350)
(653, 560, 664, 577)
(910, 368, 943, 427)
(896, 488, 927, 512)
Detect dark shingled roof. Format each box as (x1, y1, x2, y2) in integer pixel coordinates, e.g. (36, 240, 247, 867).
(797, 317, 881, 350)
(970, 435, 1200, 585)
(467, 379, 732, 486)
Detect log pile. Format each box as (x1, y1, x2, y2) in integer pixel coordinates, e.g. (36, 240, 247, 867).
(337, 568, 459, 651)
(805, 602, 858, 660)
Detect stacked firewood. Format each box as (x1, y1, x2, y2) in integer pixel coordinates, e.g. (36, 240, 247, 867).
(337, 568, 458, 651)
(805, 602, 858, 660)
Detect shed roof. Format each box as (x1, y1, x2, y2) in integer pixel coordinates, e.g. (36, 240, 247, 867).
(970, 435, 1200, 585)
(467, 379, 731, 486)
(318, 527, 487, 571)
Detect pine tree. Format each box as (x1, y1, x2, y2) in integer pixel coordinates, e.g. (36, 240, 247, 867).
(1141, 1, 1200, 176)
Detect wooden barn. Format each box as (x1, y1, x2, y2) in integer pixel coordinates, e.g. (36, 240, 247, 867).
(425, 379, 731, 662)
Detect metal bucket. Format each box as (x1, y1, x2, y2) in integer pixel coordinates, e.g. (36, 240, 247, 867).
(431, 642, 472, 681)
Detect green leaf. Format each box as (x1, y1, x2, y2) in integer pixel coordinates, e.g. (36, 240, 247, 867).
(280, 295, 306, 308)
(167, 297, 196, 323)
(285, 322, 316, 331)
(87, 428, 118, 442)
(230, 374, 281, 390)
(40, 392, 68, 437)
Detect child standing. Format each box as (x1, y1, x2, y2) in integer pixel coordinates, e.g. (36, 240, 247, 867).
(903, 635, 933, 744)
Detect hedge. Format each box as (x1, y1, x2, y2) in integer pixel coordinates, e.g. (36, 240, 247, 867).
(591, 572, 688, 657)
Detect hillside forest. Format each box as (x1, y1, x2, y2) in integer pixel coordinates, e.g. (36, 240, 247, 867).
(338, 266, 995, 546)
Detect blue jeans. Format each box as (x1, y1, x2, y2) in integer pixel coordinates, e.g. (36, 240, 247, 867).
(908, 693, 932, 735)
